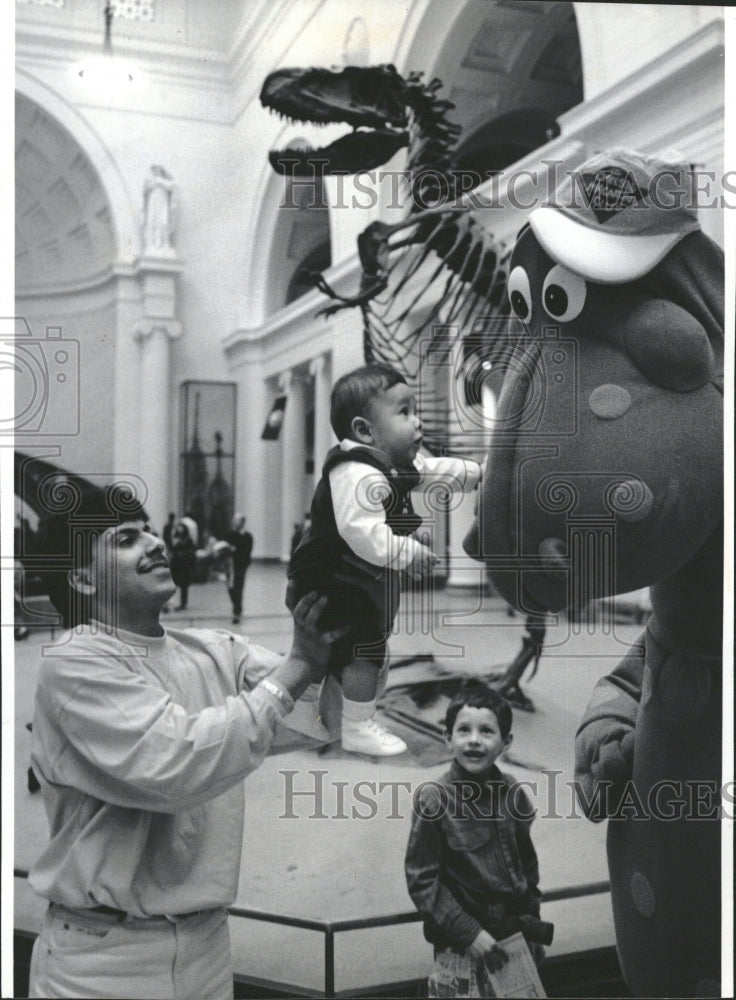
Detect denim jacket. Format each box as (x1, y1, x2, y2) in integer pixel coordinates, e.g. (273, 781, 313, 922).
(405, 762, 548, 951)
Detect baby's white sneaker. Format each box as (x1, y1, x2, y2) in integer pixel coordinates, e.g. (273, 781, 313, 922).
(342, 716, 408, 756)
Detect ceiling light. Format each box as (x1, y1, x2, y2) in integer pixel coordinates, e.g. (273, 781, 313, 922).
(72, 2, 139, 90)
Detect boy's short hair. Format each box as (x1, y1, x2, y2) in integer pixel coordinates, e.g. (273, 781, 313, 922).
(444, 679, 513, 739)
(35, 485, 148, 629)
(330, 363, 407, 441)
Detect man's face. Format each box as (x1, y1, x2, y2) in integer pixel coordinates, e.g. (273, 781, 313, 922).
(365, 382, 423, 468)
(85, 520, 175, 624)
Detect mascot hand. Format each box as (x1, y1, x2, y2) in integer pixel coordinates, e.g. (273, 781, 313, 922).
(575, 718, 635, 821)
(574, 641, 644, 821)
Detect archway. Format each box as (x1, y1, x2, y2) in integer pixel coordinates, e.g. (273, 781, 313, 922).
(16, 68, 140, 265)
(16, 92, 117, 291)
(398, 0, 583, 181)
(13, 78, 142, 482)
(245, 130, 333, 321)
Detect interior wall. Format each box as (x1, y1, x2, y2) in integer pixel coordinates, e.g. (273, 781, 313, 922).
(572, 2, 723, 100)
(14, 293, 118, 478)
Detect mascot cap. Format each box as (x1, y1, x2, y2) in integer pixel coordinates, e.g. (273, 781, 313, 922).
(530, 148, 701, 283)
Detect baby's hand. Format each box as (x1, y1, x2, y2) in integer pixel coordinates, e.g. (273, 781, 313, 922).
(408, 543, 439, 581)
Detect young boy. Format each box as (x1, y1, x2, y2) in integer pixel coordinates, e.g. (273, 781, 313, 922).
(26, 486, 342, 1000)
(288, 363, 482, 756)
(405, 681, 553, 998)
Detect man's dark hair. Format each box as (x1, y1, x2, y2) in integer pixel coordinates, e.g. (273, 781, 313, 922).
(330, 363, 407, 441)
(444, 679, 513, 740)
(35, 485, 148, 629)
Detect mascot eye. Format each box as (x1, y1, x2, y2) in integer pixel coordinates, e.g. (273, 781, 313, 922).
(508, 266, 532, 322)
(542, 265, 587, 322)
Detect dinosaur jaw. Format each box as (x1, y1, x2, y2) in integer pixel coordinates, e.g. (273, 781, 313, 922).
(260, 65, 408, 128)
(262, 65, 411, 175)
(268, 129, 409, 176)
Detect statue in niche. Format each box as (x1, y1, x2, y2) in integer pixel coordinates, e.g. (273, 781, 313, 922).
(143, 165, 177, 253)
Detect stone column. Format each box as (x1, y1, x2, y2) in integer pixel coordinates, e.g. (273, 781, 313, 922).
(113, 274, 144, 477)
(279, 370, 307, 562)
(309, 354, 333, 471)
(446, 368, 489, 589)
(127, 245, 182, 533)
(133, 319, 181, 530)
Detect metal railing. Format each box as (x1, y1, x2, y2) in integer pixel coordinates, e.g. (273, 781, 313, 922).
(14, 867, 611, 998)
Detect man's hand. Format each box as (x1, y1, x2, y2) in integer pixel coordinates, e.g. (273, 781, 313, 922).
(467, 929, 508, 973)
(273, 592, 347, 702)
(290, 592, 346, 675)
(408, 543, 439, 581)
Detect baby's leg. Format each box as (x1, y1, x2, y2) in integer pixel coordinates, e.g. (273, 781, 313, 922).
(341, 657, 407, 756)
(342, 658, 380, 701)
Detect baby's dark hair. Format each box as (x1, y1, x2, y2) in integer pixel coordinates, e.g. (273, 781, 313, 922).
(445, 679, 513, 739)
(35, 484, 148, 629)
(330, 363, 407, 441)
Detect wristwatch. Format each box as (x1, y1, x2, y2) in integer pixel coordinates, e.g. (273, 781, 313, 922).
(259, 677, 294, 713)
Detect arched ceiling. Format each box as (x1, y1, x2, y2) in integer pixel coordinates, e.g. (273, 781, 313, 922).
(432, 1, 582, 150)
(15, 93, 117, 291)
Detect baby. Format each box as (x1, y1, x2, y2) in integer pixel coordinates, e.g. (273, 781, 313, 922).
(288, 363, 481, 755)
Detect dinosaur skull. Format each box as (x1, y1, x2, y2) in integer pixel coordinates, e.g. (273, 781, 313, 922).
(260, 65, 410, 175)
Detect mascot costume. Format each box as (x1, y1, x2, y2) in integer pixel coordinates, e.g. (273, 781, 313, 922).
(466, 149, 724, 997)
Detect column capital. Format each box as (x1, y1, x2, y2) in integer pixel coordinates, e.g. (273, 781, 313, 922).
(309, 354, 328, 377)
(134, 320, 182, 343)
(278, 369, 292, 392)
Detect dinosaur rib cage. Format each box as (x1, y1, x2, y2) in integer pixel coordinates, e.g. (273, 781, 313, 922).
(360, 206, 514, 456)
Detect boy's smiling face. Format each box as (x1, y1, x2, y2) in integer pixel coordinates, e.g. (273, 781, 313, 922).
(448, 705, 512, 776)
(359, 382, 423, 468)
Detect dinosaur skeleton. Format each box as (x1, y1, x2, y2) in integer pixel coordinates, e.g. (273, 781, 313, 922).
(261, 66, 516, 443)
(261, 64, 541, 705)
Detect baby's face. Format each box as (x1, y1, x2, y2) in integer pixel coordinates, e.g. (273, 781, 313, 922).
(448, 705, 510, 775)
(366, 383, 423, 468)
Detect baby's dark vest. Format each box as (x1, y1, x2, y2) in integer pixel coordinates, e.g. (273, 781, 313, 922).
(288, 445, 422, 620)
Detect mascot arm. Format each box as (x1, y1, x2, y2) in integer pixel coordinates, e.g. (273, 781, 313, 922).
(623, 299, 715, 392)
(574, 636, 645, 821)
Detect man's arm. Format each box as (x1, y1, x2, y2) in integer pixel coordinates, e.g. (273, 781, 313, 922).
(34, 596, 337, 814)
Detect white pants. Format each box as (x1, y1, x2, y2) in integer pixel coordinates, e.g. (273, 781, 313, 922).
(29, 904, 233, 999)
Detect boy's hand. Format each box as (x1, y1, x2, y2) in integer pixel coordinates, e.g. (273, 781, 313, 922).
(529, 942, 545, 967)
(290, 592, 346, 678)
(484, 943, 509, 973)
(468, 930, 508, 973)
(408, 543, 439, 581)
